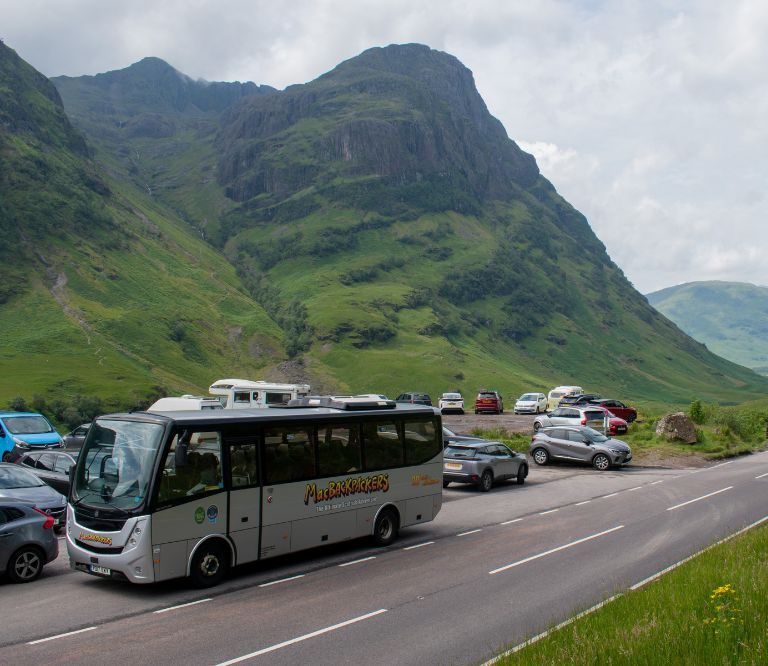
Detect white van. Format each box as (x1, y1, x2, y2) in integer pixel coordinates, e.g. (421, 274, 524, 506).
(546, 386, 583, 411)
(209, 378, 311, 409)
(147, 395, 224, 412)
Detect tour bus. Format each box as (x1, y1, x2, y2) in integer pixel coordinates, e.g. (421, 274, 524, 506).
(209, 379, 311, 409)
(66, 396, 443, 587)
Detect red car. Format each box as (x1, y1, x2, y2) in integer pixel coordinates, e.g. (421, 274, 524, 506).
(591, 399, 637, 423)
(474, 391, 504, 414)
(590, 406, 629, 436)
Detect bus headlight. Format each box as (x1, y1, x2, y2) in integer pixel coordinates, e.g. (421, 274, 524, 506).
(124, 520, 146, 552)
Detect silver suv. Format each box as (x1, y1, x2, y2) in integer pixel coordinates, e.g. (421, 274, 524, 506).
(533, 406, 607, 432)
(530, 426, 632, 471)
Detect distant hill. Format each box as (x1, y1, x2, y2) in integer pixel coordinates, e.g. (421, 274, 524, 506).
(647, 281, 768, 376)
(1, 41, 766, 409)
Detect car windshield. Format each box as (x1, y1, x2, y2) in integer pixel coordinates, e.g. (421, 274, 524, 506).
(72, 418, 164, 510)
(0, 465, 47, 488)
(445, 446, 477, 458)
(519, 394, 537, 401)
(583, 428, 608, 442)
(3, 415, 55, 435)
(478, 393, 496, 398)
(442, 393, 461, 400)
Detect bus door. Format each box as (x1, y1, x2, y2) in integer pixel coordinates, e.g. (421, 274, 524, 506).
(226, 437, 261, 565)
(152, 429, 228, 581)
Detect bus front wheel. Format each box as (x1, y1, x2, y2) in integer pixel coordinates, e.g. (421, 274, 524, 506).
(372, 508, 399, 547)
(190, 541, 229, 588)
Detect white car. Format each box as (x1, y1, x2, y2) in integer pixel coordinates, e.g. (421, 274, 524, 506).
(438, 393, 465, 414)
(514, 392, 548, 414)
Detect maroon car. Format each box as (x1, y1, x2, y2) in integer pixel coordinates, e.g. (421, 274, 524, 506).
(474, 391, 504, 414)
(590, 406, 629, 435)
(592, 399, 637, 423)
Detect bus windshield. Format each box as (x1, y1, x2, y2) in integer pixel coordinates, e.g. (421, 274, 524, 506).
(72, 419, 164, 510)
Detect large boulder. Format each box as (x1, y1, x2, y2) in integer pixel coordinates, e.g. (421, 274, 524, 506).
(656, 412, 698, 444)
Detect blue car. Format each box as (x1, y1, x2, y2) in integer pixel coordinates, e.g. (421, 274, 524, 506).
(0, 413, 63, 462)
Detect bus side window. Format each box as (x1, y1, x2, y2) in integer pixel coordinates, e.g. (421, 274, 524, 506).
(404, 419, 440, 465)
(317, 425, 361, 477)
(362, 421, 403, 471)
(229, 442, 258, 488)
(157, 431, 222, 505)
(264, 427, 315, 483)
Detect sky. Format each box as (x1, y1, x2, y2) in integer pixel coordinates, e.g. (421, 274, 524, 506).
(2, 0, 766, 294)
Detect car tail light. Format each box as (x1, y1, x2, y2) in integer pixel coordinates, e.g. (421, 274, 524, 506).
(581, 417, 587, 425)
(33, 507, 55, 530)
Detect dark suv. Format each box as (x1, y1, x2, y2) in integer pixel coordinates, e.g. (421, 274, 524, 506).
(474, 391, 504, 414)
(559, 393, 602, 407)
(395, 392, 433, 406)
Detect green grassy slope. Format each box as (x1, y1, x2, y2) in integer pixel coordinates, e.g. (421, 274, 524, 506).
(648, 281, 768, 376)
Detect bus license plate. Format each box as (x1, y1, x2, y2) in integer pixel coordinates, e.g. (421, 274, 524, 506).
(90, 565, 111, 577)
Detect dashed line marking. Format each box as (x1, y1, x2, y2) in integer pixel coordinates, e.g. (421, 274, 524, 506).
(574, 500, 591, 506)
(259, 574, 305, 587)
(650, 480, 664, 485)
(339, 556, 376, 567)
(154, 598, 211, 614)
(489, 525, 624, 575)
(755, 472, 768, 479)
(667, 486, 733, 511)
(627, 486, 642, 492)
(602, 492, 619, 498)
(404, 541, 434, 550)
(539, 509, 559, 515)
(500, 518, 524, 525)
(28, 627, 97, 645)
(457, 529, 482, 537)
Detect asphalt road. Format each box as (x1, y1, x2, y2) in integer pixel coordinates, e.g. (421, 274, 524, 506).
(1, 452, 767, 664)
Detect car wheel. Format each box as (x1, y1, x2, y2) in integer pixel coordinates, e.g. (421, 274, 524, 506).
(535, 406, 540, 414)
(442, 480, 450, 488)
(372, 508, 399, 546)
(516, 465, 528, 485)
(8, 546, 44, 583)
(1, 451, 12, 462)
(478, 469, 494, 492)
(532, 447, 550, 466)
(189, 541, 229, 588)
(592, 453, 611, 471)
(533, 421, 542, 432)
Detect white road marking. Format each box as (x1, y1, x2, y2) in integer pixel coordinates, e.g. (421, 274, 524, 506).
(667, 486, 733, 511)
(650, 480, 664, 485)
(756, 472, 768, 479)
(574, 500, 591, 506)
(339, 556, 376, 567)
(631, 514, 768, 590)
(404, 541, 434, 550)
(214, 609, 388, 665)
(500, 518, 524, 525)
(28, 626, 97, 645)
(539, 509, 559, 515)
(710, 461, 734, 469)
(627, 486, 642, 492)
(489, 525, 624, 575)
(457, 529, 482, 537)
(602, 492, 619, 498)
(154, 598, 211, 614)
(259, 574, 305, 587)
(481, 594, 623, 665)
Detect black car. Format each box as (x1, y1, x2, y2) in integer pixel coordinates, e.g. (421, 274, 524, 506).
(17, 450, 77, 496)
(0, 463, 67, 532)
(62, 423, 90, 450)
(395, 392, 433, 406)
(559, 393, 602, 407)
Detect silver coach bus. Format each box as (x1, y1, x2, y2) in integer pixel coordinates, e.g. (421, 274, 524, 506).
(66, 397, 443, 587)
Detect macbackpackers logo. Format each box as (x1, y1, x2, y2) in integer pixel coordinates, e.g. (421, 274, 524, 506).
(79, 532, 113, 546)
(304, 473, 389, 505)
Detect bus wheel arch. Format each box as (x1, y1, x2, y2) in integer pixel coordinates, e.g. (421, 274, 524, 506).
(372, 504, 400, 547)
(187, 535, 234, 588)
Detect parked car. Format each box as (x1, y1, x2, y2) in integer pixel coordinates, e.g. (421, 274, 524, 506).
(533, 406, 607, 432)
(590, 399, 638, 423)
(514, 392, 547, 414)
(588, 406, 629, 436)
(0, 412, 63, 462)
(0, 463, 67, 531)
(530, 425, 632, 470)
(443, 441, 528, 491)
(62, 423, 91, 450)
(0, 498, 59, 583)
(559, 392, 602, 407)
(546, 386, 583, 411)
(438, 392, 465, 414)
(16, 450, 78, 495)
(442, 427, 485, 448)
(395, 392, 433, 406)
(474, 391, 504, 414)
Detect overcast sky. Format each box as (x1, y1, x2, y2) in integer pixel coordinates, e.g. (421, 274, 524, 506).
(3, 0, 766, 293)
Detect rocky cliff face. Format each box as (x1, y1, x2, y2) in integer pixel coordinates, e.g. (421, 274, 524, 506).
(216, 44, 538, 211)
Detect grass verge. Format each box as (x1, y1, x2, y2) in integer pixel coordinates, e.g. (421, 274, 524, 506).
(493, 521, 768, 665)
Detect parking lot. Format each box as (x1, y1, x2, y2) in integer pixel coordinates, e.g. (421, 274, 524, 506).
(442, 410, 539, 436)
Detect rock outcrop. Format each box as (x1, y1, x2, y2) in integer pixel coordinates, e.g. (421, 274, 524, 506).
(656, 412, 698, 444)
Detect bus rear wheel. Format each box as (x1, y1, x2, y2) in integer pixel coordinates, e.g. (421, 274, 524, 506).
(372, 508, 399, 547)
(190, 541, 229, 588)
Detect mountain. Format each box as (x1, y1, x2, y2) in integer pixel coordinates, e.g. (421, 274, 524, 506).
(0, 41, 286, 407)
(1, 41, 765, 409)
(647, 281, 768, 376)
